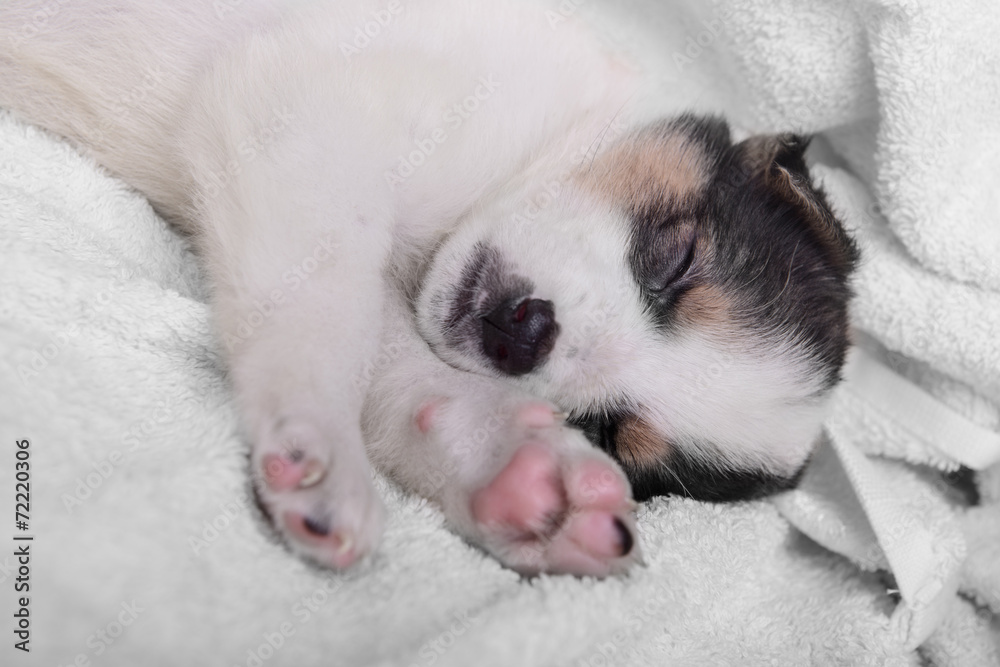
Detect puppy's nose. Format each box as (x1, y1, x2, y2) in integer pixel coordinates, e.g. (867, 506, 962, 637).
(481, 298, 559, 375)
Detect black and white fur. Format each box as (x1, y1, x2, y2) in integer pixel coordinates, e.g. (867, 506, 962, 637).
(0, 0, 856, 576)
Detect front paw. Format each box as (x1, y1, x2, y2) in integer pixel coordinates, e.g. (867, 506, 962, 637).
(252, 419, 384, 570)
(431, 401, 641, 577)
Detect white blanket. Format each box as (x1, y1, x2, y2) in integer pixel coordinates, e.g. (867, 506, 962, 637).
(2, 0, 999, 664)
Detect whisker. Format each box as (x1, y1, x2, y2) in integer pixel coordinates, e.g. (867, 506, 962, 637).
(584, 93, 636, 173)
(728, 247, 774, 294)
(740, 240, 800, 316)
(658, 458, 693, 498)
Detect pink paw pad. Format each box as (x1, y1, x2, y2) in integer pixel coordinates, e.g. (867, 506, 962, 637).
(568, 460, 630, 510)
(471, 439, 637, 575)
(471, 443, 565, 536)
(564, 510, 634, 558)
(261, 453, 325, 492)
(414, 399, 443, 434)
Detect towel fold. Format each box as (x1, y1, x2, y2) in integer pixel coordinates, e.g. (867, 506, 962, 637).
(2, 0, 999, 663)
(711, 0, 1000, 656)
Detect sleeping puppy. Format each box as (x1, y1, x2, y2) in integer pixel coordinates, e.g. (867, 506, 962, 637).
(0, 0, 856, 576)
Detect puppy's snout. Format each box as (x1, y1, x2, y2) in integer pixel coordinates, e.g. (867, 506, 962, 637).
(481, 298, 559, 375)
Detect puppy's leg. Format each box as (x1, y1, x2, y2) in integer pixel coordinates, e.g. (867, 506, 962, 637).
(233, 256, 388, 569)
(199, 156, 396, 569)
(364, 294, 640, 577)
(233, 275, 387, 569)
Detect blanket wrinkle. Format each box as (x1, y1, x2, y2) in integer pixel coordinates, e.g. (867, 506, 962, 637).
(3, 0, 999, 663)
(713, 0, 1000, 657)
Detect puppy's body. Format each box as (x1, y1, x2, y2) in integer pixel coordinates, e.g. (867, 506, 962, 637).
(1, 0, 856, 575)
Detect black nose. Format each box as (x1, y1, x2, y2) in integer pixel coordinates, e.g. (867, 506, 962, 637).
(481, 298, 559, 375)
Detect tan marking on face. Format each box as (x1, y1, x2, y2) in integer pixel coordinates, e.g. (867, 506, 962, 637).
(575, 129, 711, 212)
(676, 282, 732, 329)
(615, 414, 670, 469)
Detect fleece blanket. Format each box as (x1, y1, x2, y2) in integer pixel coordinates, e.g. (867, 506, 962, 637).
(2, 0, 999, 664)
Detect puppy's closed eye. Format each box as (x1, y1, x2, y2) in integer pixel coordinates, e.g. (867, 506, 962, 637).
(633, 221, 700, 319)
(646, 226, 697, 295)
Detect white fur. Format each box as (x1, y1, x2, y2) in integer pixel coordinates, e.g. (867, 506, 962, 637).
(0, 0, 826, 572)
(419, 180, 827, 475)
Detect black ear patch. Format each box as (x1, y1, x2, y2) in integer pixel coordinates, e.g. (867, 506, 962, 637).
(737, 134, 859, 277)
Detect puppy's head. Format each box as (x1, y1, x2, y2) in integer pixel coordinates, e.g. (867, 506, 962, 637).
(417, 114, 857, 501)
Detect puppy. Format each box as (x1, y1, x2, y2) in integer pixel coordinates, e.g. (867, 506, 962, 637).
(0, 0, 856, 576)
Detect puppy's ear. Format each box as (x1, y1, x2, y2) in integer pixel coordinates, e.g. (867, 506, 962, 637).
(742, 133, 810, 174)
(739, 134, 859, 275)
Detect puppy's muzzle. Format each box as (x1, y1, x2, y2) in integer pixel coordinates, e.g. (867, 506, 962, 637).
(481, 298, 559, 375)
